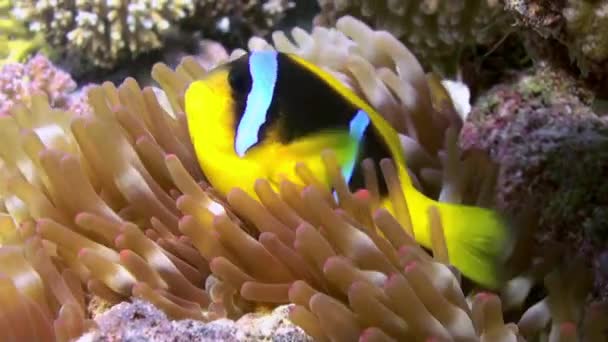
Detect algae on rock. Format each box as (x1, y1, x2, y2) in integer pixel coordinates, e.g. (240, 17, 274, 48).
(461, 63, 608, 300)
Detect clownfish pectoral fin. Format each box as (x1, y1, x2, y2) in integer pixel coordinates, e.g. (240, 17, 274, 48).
(264, 131, 359, 189)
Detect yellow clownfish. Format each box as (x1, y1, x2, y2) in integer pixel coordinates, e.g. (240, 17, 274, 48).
(184, 51, 513, 288)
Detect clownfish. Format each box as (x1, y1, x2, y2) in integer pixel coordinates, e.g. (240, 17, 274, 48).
(184, 51, 513, 289)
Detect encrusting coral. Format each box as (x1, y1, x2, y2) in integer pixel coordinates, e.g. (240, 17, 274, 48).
(0, 14, 606, 342)
(10, 0, 294, 70)
(0, 54, 77, 116)
(314, 0, 510, 75)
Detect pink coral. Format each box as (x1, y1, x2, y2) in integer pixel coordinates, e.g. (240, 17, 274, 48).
(0, 54, 76, 116)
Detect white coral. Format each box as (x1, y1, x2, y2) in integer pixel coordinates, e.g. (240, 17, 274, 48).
(12, 0, 195, 67)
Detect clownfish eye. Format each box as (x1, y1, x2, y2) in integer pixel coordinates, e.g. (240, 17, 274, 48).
(228, 63, 252, 94)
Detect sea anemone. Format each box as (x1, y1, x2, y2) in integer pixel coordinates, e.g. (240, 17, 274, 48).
(314, 0, 510, 74)
(0, 14, 606, 341)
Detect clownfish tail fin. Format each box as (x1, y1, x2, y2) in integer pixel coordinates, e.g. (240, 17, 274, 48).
(436, 202, 516, 289)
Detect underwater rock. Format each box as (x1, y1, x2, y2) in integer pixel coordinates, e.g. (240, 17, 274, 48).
(461, 63, 608, 300)
(504, 0, 608, 90)
(78, 300, 311, 342)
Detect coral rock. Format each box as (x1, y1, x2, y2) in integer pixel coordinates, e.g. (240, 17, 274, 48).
(505, 0, 608, 86)
(461, 63, 608, 300)
(78, 300, 311, 342)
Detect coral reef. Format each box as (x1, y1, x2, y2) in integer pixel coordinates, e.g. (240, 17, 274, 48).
(462, 63, 608, 301)
(11, 0, 196, 69)
(0, 14, 606, 342)
(314, 0, 510, 75)
(10, 0, 294, 70)
(504, 0, 608, 88)
(0, 54, 77, 116)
